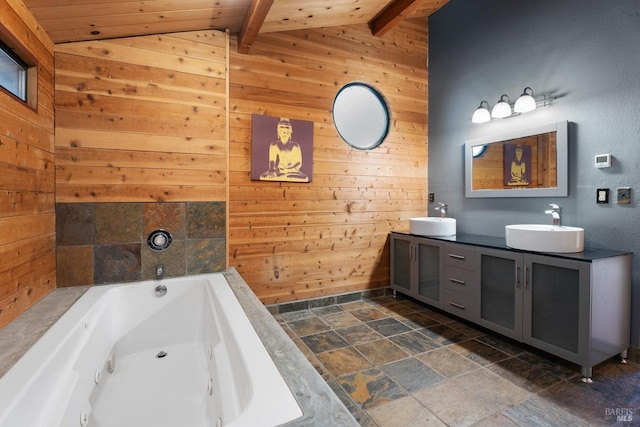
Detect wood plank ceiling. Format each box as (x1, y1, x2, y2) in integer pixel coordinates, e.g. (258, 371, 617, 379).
(22, 0, 448, 52)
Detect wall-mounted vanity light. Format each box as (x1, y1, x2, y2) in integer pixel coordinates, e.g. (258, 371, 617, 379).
(472, 87, 556, 124)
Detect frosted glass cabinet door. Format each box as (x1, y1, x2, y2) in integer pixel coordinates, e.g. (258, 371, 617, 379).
(390, 234, 411, 292)
(417, 241, 441, 302)
(475, 248, 523, 341)
(523, 255, 589, 362)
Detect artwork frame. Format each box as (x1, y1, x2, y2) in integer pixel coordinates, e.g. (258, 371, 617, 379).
(251, 114, 313, 183)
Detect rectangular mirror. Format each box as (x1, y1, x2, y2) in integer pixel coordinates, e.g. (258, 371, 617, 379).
(465, 121, 568, 198)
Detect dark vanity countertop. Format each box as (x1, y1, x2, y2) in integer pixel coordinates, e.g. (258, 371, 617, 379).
(392, 230, 632, 262)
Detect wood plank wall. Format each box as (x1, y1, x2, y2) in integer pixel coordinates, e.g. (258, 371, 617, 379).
(54, 30, 228, 203)
(0, 0, 56, 328)
(228, 20, 429, 304)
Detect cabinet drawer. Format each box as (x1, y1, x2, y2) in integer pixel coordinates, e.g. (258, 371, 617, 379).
(444, 266, 474, 294)
(443, 289, 474, 321)
(444, 243, 475, 270)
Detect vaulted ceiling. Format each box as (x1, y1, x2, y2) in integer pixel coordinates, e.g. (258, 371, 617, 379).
(22, 0, 449, 52)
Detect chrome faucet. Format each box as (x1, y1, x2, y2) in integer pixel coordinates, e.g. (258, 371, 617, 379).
(155, 264, 164, 280)
(154, 264, 167, 297)
(545, 204, 562, 226)
(435, 202, 448, 218)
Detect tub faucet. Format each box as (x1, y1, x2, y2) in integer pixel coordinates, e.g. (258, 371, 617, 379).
(435, 202, 448, 218)
(155, 264, 164, 280)
(545, 204, 562, 226)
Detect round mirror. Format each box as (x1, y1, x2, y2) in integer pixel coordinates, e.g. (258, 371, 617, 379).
(332, 82, 390, 150)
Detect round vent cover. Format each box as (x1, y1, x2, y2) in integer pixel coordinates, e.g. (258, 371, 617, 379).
(147, 229, 172, 251)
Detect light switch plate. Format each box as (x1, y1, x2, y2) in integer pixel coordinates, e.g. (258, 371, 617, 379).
(617, 187, 631, 204)
(597, 188, 609, 204)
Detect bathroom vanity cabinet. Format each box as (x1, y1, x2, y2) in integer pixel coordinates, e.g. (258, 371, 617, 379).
(390, 231, 632, 380)
(390, 234, 443, 308)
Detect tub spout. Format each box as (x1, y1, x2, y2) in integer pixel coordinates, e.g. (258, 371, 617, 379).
(155, 264, 164, 280)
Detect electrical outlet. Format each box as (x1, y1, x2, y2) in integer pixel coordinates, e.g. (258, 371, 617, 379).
(428, 192, 435, 203)
(616, 187, 631, 204)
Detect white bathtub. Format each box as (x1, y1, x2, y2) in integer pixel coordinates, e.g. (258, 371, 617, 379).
(0, 273, 302, 427)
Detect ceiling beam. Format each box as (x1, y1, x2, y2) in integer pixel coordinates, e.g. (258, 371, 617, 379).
(368, 0, 428, 37)
(237, 0, 275, 54)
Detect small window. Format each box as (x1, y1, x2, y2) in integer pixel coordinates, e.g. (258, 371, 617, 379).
(0, 40, 28, 102)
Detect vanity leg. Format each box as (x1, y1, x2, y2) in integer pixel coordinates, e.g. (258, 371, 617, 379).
(621, 348, 629, 364)
(392, 289, 397, 298)
(580, 366, 593, 383)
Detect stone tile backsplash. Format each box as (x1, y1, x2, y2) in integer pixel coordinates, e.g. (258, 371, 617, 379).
(56, 202, 226, 287)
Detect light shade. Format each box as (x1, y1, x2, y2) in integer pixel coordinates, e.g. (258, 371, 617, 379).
(514, 87, 536, 113)
(491, 94, 511, 118)
(471, 101, 491, 123)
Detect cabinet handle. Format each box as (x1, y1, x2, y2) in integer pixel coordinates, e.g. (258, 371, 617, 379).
(524, 265, 529, 289)
(448, 278, 465, 285)
(449, 301, 466, 310)
(515, 265, 521, 289)
(448, 254, 465, 260)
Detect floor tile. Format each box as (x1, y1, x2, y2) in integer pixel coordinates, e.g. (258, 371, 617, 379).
(451, 369, 531, 411)
(350, 307, 389, 322)
(393, 311, 439, 329)
(366, 396, 446, 426)
(320, 311, 362, 329)
(422, 310, 455, 324)
(280, 309, 315, 322)
(355, 339, 409, 366)
(271, 296, 640, 427)
(335, 324, 383, 346)
(449, 338, 511, 366)
(365, 296, 397, 307)
(301, 330, 349, 353)
(389, 330, 441, 355)
(539, 359, 640, 425)
(341, 301, 373, 311)
(472, 413, 520, 426)
(366, 317, 413, 337)
(446, 319, 487, 338)
(338, 368, 407, 409)
(419, 323, 469, 345)
(311, 305, 343, 316)
(376, 301, 417, 316)
(318, 347, 374, 377)
(487, 355, 571, 393)
(288, 316, 330, 336)
(476, 334, 526, 356)
(503, 396, 590, 426)
(381, 357, 444, 392)
(279, 322, 296, 339)
(417, 347, 480, 378)
(413, 379, 498, 426)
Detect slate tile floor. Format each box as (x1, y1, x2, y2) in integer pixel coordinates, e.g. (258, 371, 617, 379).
(273, 295, 640, 426)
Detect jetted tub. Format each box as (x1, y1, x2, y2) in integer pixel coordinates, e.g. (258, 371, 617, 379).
(0, 273, 302, 427)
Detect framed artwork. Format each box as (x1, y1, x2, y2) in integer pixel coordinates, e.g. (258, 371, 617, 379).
(251, 114, 313, 183)
(504, 143, 531, 186)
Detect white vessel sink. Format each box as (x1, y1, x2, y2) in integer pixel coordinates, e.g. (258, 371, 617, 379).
(410, 217, 456, 237)
(505, 224, 584, 253)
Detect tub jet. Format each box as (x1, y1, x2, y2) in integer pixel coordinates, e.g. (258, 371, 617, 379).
(156, 351, 168, 359)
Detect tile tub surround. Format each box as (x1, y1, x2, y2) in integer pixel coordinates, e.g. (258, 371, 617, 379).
(274, 294, 640, 426)
(0, 286, 89, 378)
(0, 269, 358, 427)
(55, 202, 226, 287)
